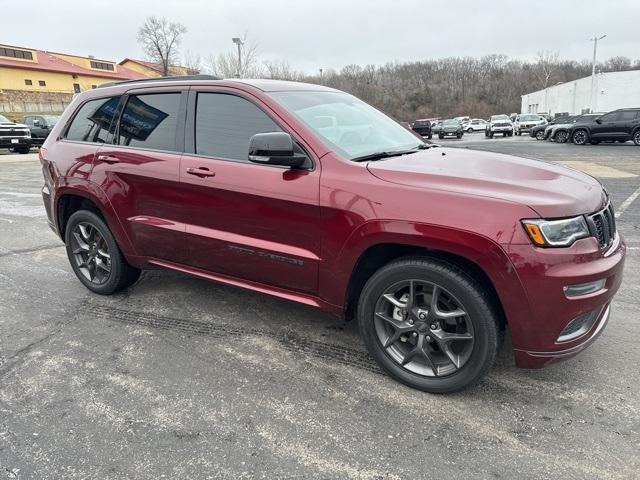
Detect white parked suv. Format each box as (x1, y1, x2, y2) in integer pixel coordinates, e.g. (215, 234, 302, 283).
(485, 115, 514, 138)
(466, 118, 487, 133)
(514, 114, 547, 135)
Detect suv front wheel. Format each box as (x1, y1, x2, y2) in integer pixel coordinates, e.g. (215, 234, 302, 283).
(357, 258, 499, 393)
(65, 210, 141, 294)
(633, 130, 640, 146)
(572, 129, 589, 145)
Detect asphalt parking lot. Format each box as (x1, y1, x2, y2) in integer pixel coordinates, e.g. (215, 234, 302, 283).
(1, 138, 639, 479)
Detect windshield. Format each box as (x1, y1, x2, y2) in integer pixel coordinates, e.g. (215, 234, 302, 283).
(491, 115, 510, 121)
(42, 115, 60, 125)
(0, 114, 11, 123)
(519, 114, 539, 121)
(269, 91, 422, 160)
(443, 119, 459, 125)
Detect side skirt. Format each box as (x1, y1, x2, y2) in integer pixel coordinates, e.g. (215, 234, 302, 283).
(144, 257, 344, 318)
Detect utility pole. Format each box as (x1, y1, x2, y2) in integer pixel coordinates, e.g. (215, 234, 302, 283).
(232, 37, 244, 78)
(589, 34, 606, 112)
(319, 68, 323, 84)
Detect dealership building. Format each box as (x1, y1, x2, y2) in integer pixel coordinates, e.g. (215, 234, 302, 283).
(521, 70, 640, 116)
(0, 43, 192, 120)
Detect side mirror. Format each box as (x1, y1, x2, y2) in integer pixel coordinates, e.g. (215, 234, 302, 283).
(248, 132, 307, 169)
(595, 118, 602, 124)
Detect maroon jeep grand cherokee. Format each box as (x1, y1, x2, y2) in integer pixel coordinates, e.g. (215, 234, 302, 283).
(39, 77, 626, 393)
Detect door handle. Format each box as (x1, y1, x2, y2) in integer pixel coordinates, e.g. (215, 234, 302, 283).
(97, 154, 120, 164)
(186, 167, 216, 178)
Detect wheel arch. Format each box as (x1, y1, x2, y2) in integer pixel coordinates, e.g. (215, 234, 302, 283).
(54, 182, 136, 257)
(325, 222, 530, 345)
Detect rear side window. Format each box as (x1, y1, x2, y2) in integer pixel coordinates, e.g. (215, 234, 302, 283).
(195, 93, 282, 161)
(117, 93, 181, 152)
(616, 110, 638, 121)
(65, 96, 120, 143)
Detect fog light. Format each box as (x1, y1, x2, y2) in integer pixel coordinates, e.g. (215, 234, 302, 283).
(563, 279, 606, 298)
(557, 310, 599, 342)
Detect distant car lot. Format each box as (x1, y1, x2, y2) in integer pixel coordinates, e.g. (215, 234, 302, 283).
(1, 139, 639, 479)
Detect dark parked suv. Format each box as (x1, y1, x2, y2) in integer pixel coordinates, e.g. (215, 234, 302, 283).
(411, 119, 433, 139)
(40, 76, 626, 393)
(24, 115, 60, 146)
(569, 108, 640, 145)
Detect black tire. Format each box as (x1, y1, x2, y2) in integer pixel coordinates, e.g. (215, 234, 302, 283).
(467, 127, 473, 134)
(17, 147, 31, 154)
(427, 133, 432, 140)
(555, 130, 568, 144)
(489, 132, 494, 138)
(438, 134, 444, 139)
(485, 130, 489, 137)
(633, 130, 640, 146)
(65, 210, 141, 294)
(357, 257, 499, 393)
(508, 132, 513, 137)
(456, 133, 461, 139)
(572, 129, 589, 145)
(590, 140, 600, 145)
(535, 130, 545, 140)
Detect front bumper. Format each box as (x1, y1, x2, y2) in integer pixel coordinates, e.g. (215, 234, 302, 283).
(0, 137, 31, 148)
(441, 130, 462, 136)
(491, 126, 513, 132)
(505, 233, 626, 368)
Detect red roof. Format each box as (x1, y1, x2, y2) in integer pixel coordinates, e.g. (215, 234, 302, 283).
(0, 49, 148, 80)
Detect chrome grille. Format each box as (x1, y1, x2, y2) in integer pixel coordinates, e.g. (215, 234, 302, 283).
(587, 203, 616, 250)
(0, 129, 30, 137)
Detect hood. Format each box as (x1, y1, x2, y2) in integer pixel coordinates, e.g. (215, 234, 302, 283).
(366, 147, 605, 218)
(0, 122, 28, 128)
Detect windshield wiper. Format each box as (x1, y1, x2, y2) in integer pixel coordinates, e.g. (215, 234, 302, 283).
(352, 144, 431, 162)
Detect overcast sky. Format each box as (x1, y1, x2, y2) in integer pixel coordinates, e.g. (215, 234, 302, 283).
(4, 0, 639, 73)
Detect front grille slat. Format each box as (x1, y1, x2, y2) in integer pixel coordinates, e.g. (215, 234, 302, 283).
(0, 130, 30, 137)
(588, 202, 616, 250)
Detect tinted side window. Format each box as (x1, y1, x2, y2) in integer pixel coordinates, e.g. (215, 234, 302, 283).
(195, 93, 282, 161)
(117, 93, 181, 152)
(65, 96, 120, 143)
(617, 110, 638, 121)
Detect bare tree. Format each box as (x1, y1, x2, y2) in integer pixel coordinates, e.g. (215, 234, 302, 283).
(206, 34, 262, 78)
(263, 59, 303, 81)
(183, 50, 202, 75)
(137, 16, 187, 76)
(534, 50, 560, 89)
(604, 56, 632, 72)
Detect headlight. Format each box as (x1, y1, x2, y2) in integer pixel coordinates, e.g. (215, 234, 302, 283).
(522, 216, 590, 247)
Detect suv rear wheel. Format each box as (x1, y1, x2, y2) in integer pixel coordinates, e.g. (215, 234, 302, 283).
(633, 130, 640, 146)
(65, 210, 141, 294)
(535, 130, 545, 140)
(357, 258, 499, 393)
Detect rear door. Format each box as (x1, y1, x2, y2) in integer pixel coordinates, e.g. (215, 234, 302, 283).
(91, 88, 191, 264)
(179, 88, 321, 294)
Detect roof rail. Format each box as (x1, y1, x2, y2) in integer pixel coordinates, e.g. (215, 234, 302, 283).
(98, 74, 222, 89)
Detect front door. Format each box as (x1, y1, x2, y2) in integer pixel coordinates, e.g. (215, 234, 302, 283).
(179, 90, 321, 294)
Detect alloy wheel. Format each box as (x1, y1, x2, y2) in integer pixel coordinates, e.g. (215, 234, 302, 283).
(536, 131, 545, 140)
(70, 222, 112, 284)
(373, 280, 475, 377)
(634, 131, 640, 146)
(556, 131, 568, 143)
(573, 130, 587, 145)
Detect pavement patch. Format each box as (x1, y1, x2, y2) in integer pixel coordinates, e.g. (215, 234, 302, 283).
(553, 160, 637, 178)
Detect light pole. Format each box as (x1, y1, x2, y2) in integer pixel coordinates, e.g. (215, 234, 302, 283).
(589, 34, 606, 112)
(232, 37, 244, 78)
